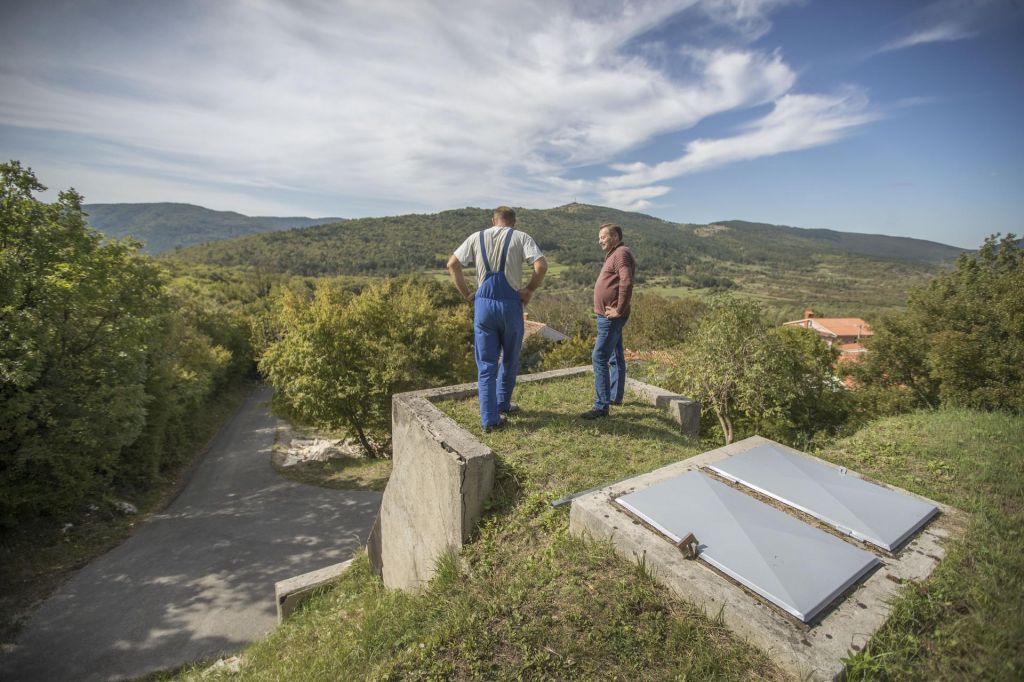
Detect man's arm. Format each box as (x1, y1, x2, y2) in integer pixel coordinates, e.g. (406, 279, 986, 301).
(520, 256, 548, 305)
(606, 251, 634, 318)
(447, 254, 474, 304)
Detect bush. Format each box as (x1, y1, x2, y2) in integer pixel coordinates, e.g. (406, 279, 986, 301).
(848, 234, 1023, 414)
(0, 162, 253, 525)
(666, 297, 847, 445)
(259, 277, 474, 456)
(623, 293, 705, 351)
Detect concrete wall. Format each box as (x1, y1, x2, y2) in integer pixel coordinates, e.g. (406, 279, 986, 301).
(374, 366, 700, 591)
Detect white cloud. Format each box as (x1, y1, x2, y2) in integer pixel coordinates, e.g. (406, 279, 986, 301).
(0, 0, 846, 215)
(589, 87, 878, 208)
(878, 22, 974, 53)
(874, 0, 1010, 55)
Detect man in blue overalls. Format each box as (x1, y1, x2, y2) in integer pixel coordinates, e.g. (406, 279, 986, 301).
(448, 206, 547, 432)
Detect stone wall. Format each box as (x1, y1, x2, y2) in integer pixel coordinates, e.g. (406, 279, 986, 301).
(371, 366, 700, 591)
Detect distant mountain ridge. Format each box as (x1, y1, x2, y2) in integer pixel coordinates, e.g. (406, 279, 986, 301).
(156, 202, 964, 278)
(84, 202, 342, 253)
(714, 220, 964, 264)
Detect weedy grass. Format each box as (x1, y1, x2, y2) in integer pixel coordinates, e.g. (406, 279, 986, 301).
(270, 455, 392, 491)
(826, 409, 1024, 681)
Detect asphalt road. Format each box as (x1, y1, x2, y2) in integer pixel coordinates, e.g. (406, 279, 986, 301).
(1, 387, 381, 682)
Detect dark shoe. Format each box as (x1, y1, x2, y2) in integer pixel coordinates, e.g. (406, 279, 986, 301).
(499, 403, 520, 415)
(580, 408, 609, 420)
(483, 417, 507, 433)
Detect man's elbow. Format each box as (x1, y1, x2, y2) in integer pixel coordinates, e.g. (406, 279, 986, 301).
(447, 256, 461, 273)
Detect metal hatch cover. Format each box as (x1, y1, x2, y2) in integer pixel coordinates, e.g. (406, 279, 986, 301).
(708, 443, 939, 552)
(615, 472, 879, 623)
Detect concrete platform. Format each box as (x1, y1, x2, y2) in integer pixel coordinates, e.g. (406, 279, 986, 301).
(569, 435, 966, 682)
(375, 366, 701, 591)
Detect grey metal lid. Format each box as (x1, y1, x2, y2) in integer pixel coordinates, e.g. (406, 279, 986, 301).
(615, 471, 880, 623)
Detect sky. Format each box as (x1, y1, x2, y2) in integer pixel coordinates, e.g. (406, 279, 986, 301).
(1, 0, 1022, 249)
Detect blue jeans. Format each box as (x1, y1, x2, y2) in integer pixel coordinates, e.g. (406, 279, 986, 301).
(474, 297, 524, 427)
(592, 314, 627, 410)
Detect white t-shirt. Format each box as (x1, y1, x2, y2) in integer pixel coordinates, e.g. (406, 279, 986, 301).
(453, 226, 545, 290)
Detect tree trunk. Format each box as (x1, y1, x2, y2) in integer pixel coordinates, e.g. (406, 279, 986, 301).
(346, 417, 375, 458)
(712, 400, 733, 445)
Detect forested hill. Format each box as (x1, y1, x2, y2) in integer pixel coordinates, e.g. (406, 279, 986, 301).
(84, 202, 342, 253)
(164, 203, 964, 278)
(716, 220, 964, 264)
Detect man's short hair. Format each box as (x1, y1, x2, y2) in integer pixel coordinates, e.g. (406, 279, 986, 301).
(494, 206, 516, 225)
(600, 222, 622, 240)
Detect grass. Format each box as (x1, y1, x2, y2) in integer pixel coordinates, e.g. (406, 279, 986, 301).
(0, 380, 256, 645)
(166, 374, 784, 681)
(822, 409, 1024, 681)
(164, 382, 1023, 681)
(271, 454, 392, 492)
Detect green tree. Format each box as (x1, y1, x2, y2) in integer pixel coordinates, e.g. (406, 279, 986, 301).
(849, 234, 1023, 413)
(540, 333, 595, 371)
(667, 297, 845, 445)
(259, 278, 473, 456)
(667, 298, 765, 443)
(0, 162, 163, 523)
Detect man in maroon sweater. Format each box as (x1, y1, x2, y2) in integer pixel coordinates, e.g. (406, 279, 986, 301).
(581, 223, 637, 419)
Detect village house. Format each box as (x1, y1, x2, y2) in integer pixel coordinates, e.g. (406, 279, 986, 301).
(783, 309, 873, 363)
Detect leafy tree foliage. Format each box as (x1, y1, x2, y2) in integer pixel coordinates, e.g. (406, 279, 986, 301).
(259, 278, 473, 456)
(0, 162, 252, 526)
(540, 334, 595, 372)
(848, 234, 1023, 413)
(623, 293, 706, 351)
(165, 203, 959, 279)
(667, 297, 846, 445)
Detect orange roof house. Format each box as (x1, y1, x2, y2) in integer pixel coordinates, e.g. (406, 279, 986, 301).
(783, 309, 873, 363)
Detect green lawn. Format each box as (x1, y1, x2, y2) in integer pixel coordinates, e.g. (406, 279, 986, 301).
(165, 379, 1023, 681)
(826, 410, 1024, 680)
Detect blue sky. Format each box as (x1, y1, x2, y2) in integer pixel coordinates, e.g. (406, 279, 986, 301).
(1, 0, 1021, 248)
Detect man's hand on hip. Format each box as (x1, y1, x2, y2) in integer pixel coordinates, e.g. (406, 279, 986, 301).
(605, 306, 621, 318)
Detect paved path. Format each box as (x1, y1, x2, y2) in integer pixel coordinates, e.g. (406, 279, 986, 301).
(1, 387, 381, 682)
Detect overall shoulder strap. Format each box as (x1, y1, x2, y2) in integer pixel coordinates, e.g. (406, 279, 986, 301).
(498, 228, 515, 272)
(477, 230, 492, 274)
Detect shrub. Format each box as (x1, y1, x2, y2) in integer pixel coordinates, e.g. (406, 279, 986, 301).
(848, 234, 1023, 414)
(259, 277, 474, 456)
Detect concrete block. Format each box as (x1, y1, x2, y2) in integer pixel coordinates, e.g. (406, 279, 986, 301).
(275, 559, 354, 622)
(625, 377, 700, 438)
(366, 513, 382, 578)
(379, 393, 494, 591)
(569, 435, 965, 681)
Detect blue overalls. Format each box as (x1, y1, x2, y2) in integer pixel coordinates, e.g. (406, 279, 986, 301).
(473, 228, 524, 428)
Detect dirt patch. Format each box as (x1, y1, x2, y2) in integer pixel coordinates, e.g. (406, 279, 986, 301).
(272, 425, 391, 491)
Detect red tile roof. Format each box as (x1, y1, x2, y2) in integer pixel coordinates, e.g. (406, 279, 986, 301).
(783, 317, 873, 339)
